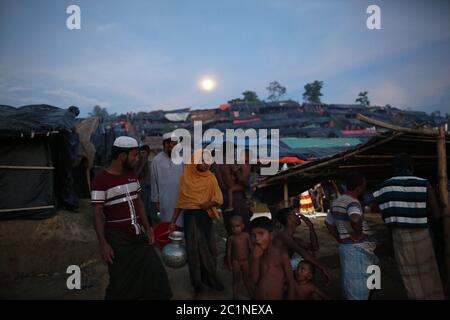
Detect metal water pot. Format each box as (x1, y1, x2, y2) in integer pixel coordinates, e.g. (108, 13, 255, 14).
(162, 231, 187, 268)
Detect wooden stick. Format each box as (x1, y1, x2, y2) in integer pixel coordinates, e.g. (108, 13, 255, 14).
(0, 205, 55, 213)
(86, 167, 91, 193)
(395, 137, 443, 143)
(354, 155, 437, 159)
(356, 114, 444, 137)
(437, 127, 450, 289)
(0, 165, 54, 170)
(338, 164, 393, 169)
(283, 178, 289, 208)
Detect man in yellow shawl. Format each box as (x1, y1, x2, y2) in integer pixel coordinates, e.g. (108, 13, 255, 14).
(170, 149, 224, 293)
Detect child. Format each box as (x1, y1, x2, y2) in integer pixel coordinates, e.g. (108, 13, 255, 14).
(224, 150, 251, 213)
(226, 215, 253, 299)
(273, 207, 331, 284)
(249, 217, 295, 300)
(294, 261, 329, 300)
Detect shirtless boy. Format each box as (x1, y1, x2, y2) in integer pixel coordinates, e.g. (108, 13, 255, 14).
(249, 217, 295, 300)
(227, 215, 253, 299)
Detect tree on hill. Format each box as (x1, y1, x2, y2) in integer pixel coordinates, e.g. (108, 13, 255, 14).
(242, 90, 260, 103)
(228, 91, 260, 104)
(266, 81, 286, 102)
(355, 91, 370, 107)
(89, 105, 109, 120)
(303, 81, 323, 103)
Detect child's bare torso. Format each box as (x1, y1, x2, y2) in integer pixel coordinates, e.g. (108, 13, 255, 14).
(230, 233, 251, 262)
(294, 282, 319, 300)
(256, 248, 287, 299)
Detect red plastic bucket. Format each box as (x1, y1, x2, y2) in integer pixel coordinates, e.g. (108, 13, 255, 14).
(154, 222, 176, 249)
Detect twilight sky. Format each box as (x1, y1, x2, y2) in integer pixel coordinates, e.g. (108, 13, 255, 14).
(0, 0, 449, 116)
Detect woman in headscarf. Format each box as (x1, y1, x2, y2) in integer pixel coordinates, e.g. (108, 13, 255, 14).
(169, 149, 224, 293)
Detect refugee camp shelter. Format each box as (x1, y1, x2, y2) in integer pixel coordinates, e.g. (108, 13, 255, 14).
(257, 114, 450, 206)
(0, 105, 80, 220)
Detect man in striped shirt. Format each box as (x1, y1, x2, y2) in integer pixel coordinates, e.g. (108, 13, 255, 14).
(372, 153, 444, 300)
(91, 136, 172, 300)
(325, 172, 378, 300)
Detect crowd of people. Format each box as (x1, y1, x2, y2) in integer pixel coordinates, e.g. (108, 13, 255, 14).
(90, 133, 447, 300)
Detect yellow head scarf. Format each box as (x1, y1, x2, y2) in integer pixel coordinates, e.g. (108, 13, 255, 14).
(176, 149, 223, 218)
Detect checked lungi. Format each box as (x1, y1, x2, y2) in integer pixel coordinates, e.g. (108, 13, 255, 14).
(339, 241, 379, 300)
(392, 228, 445, 300)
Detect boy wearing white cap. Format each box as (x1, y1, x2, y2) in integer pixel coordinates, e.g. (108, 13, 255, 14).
(91, 136, 172, 299)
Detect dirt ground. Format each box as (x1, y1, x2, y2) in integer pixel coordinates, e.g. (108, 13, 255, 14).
(0, 204, 412, 300)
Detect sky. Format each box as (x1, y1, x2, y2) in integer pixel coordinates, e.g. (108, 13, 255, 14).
(0, 0, 449, 117)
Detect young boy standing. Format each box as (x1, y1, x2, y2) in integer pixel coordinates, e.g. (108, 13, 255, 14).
(226, 215, 253, 299)
(249, 217, 295, 300)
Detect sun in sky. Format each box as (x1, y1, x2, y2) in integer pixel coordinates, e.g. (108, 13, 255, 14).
(200, 77, 217, 91)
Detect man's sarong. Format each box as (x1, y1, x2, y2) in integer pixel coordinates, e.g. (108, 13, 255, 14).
(105, 228, 172, 300)
(392, 228, 445, 300)
(339, 242, 379, 300)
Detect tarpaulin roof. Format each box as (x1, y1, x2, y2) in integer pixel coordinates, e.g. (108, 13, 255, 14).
(0, 104, 79, 137)
(281, 137, 364, 149)
(164, 112, 190, 122)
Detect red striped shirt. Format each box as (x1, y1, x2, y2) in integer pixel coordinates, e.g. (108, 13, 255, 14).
(91, 170, 144, 235)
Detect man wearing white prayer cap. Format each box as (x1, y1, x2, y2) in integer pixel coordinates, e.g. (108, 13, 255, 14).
(90, 136, 172, 299)
(150, 131, 185, 226)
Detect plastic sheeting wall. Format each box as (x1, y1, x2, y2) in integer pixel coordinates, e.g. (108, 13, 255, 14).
(0, 137, 56, 220)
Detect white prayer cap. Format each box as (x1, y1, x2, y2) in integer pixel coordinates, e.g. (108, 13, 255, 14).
(162, 131, 179, 142)
(250, 212, 272, 221)
(113, 136, 138, 148)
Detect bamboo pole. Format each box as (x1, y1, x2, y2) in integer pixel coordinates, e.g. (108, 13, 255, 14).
(338, 163, 392, 169)
(356, 113, 445, 137)
(437, 127, 450, 289)
(354, 155, 437, 159)
(0, 166, 55, 170)
(0, 205, 55, 213)
(283, 178, 289, 207)
(86, 168, 91, 193)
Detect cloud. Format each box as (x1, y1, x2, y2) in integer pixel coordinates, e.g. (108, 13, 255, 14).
(4, 85, 34, 92)
(96, 24, 115, 32)
(43, 88, 110, 108)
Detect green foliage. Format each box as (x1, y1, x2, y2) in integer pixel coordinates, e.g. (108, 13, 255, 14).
(89, 105, 109, 120)
(266, 81, 286, 102)
(355, 91, 370, 107)
(303, 81, 323, 103)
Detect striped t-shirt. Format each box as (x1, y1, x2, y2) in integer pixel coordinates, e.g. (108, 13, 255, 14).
(326, 194, 371, 243)
(91, 170, 144, 235)
(373, 176, 428, 228)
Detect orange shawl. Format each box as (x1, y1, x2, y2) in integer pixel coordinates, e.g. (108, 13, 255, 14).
(176, 150, 223, 219)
